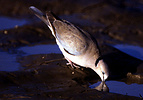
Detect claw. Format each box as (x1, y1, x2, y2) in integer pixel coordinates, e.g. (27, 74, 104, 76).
(65, 57, 80, 68)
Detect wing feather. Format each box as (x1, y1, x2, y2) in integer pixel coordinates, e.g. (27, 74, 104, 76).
(53, 20, 88, 55)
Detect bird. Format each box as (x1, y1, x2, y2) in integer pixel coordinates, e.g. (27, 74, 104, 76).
(29, 6, 109, 81)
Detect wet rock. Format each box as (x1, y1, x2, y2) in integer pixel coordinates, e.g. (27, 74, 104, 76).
(126, 73, 143, 84)
(127, 73, 143, 80)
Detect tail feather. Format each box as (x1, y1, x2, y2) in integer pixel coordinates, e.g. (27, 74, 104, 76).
(29, 6, 49, 26)
(29, 6, 57, 37)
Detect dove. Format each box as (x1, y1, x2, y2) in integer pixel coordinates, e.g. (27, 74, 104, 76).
(29, 6, 109, 81)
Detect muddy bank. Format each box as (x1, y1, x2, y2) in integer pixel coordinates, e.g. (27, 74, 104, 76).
(0, 53, 141, 99)
(0, 0, 85, 17)
(0, 0, 143, 99)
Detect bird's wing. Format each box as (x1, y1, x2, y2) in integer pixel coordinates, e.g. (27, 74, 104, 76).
(52, 20, 89, 55)
(29, 6, 93, 55)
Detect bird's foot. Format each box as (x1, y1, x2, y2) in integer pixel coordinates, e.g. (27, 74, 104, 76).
(65, 57, 80, 69)
(66, 62, 74, 68)
(72, 63, 80, 68)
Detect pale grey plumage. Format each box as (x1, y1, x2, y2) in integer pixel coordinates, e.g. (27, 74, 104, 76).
(29, 6, 109, 81)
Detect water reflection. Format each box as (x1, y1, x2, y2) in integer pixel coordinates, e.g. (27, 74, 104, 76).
(91, 81, 109, 92)
(90, 81, 143, 97)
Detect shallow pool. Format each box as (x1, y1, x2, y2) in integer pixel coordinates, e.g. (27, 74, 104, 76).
(90, 81, 143, 97)
(0, 43, 143, 97)
(0, 51, 20, 71)
(18, 44, 61, 55)
(113, 44, 143, 60)
(0, 44, 61, 71)
(0, 16, 28, 30)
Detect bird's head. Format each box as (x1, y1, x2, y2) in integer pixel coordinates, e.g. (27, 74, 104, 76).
(92, 59, 109, 81)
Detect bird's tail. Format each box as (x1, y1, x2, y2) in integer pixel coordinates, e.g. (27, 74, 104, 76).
(29, 6, 49, 25)
(29, 6, 58, 37)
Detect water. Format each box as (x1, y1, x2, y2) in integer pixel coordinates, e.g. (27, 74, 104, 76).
(0, 16, 28, 30)
(90, 81, 143, 97)
(113, 44, 143, 60)
(18, 44, 61, 55)
(90, 44, 143, 97)
(0, 51, 20, 72)
(1, 43, 143, 97)
(0, 44, 61, 71)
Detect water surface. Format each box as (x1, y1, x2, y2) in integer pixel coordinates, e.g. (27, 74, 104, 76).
(91, 44, 143, 97)
(0, 51, 20, 71)
(1, 43, 143, 97)
(18, 44, 61, 55)
(90, 81, 143, 97)
(113, 44, 143, 60)
(0, 44, 61, 71)
(0, 16, 28, 30)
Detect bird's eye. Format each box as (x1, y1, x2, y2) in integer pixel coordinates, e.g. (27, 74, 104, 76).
(102, 71, 105, 75)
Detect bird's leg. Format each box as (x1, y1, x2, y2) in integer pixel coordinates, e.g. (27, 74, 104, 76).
(72, 63, 80, 68)
(65, 57, 80, 68)
(65, 57, 74, 68)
